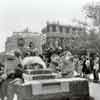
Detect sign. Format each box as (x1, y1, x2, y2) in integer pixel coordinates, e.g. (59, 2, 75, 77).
(32, 81, 69, 95)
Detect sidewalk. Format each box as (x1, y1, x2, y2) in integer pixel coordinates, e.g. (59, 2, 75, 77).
(88, 73, 100, 83)
(89, 82, 100, 100)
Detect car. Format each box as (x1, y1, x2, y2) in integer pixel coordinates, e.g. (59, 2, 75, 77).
(7, 56, 90, 100)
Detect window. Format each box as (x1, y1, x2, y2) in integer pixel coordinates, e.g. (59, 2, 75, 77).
(66, 27, 70, 33)
(52, 25, 56, 32)
(59, 26, 63, 32)
(47, 25, 50, 32)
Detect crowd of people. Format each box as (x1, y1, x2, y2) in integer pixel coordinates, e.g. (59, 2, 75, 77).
(73, 54, 100, 81)
(43, 47, 100, 82)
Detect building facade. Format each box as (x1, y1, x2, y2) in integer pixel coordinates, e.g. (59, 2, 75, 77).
(42, 22, 86, 50)
(5, 28, 46, 54)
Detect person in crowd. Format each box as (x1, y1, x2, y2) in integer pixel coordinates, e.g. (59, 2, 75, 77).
(1, 39, 27, 100)
(0, 63, 6, 100)
(5, 49, 27, 100)
(44, 47, 55, 66)
(0, 64, 16, 100)
(85, 57, 91, 72)
(6, 70, 23, 100)
(28, 41, 43, 58)
(49, 54, 61, 73)
(93, 55, 99, 82)
(73, 55, 79, 73)
(28, 41, 36, 56)
(82, 56, 86, 76)
(77, 58, 83, 77)
(61, 54, 75, 78)
(0, 63, 5, 82)
(90, 56, 94, 73)
(82, 57, 91, 78)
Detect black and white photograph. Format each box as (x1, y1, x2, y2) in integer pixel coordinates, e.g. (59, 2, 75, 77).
(0, 0, 100, 100)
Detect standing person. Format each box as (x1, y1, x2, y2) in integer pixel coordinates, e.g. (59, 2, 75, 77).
(0, 63, 5, 100)
(90, 56, 94, 73)
(0, 63, 7, 100)
(0, 63, 5, 82)
(93, 56, 99, 82)
(73, 55, 79, 73)
(77, 59, 83, 77)
(28, 41, 39, 56)
(82, 56, 91, 78)
(61, 55, 75, 78)
(85, 57, 91, 76)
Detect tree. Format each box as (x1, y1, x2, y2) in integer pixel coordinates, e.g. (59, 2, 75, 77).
(83, 2, 100, 26)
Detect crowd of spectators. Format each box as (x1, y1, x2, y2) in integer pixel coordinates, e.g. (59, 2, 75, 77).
(43, 47, 100, 82)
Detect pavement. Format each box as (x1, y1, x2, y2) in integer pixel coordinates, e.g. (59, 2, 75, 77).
(82, 73, 100, 100)
(89, 82, 100, 100)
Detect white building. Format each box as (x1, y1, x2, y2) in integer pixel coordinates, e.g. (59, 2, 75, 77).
(5, 28, 46, 54)
(41, 22, 86, 49)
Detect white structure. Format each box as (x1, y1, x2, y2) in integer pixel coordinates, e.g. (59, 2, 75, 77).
(5, 28, 46, 54)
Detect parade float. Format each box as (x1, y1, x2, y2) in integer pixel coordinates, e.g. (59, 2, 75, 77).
(6, 55, 90, 100)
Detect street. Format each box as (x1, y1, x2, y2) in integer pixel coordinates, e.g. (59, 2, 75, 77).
(89, 82, 100, 100)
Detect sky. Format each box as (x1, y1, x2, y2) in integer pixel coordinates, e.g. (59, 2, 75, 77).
(0, 0, 99, 52)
